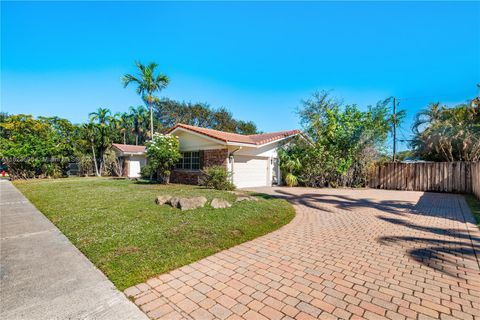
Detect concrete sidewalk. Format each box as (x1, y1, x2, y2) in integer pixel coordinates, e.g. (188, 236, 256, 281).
(0, 180, 148, 320)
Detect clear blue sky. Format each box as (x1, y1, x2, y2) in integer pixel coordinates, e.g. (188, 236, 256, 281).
(2, 1, 479, 151)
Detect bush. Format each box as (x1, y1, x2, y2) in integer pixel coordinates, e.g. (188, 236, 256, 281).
(201, 166, 235, 190)
(145, 134, 181, 183)
(140, 163, 157, 180)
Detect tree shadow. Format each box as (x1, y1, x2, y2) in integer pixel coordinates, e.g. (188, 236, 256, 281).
(254, 187, 480, 277)
(261, 189, 475, 225)
(377, 216, 480, 242)
(378, 235, 480, 279)
(268, 189, 413, 216)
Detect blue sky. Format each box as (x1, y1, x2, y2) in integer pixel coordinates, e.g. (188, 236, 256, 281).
(2, 1, 479, 151)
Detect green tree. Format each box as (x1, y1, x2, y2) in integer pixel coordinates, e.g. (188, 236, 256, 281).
(122, 61, 169, 138)
(286, 91, 401, 187)
(129, 105, 149, 145)
(0, 115, 76, 179)
(411, 102, 480, 161)
(145, 133, 181, 183)
(89, 107, 113, 175)
(155, 98, 258, 134)
(81, 122, 100, 176)
(113, 112, 132, 144)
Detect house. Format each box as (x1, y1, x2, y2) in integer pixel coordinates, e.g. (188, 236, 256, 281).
(113, 123, 300, 188)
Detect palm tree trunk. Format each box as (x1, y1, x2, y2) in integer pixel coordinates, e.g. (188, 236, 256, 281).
(123, 131, 126, 144)
(91, 142, 100, 177)
(149, 103, 154, 138)
(135, 134, 138, 146)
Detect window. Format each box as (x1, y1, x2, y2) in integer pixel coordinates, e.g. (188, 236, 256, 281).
(176, 151, 200, 170)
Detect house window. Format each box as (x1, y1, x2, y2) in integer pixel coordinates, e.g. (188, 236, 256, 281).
(176, 151, 200, 170)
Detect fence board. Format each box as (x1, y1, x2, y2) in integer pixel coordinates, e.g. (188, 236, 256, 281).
(369, 162, 477, 195)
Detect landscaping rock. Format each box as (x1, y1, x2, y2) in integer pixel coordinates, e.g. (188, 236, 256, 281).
(211, 198, 232, 209)
(168, 197, 181, 208)
(236, 196, 259, 202)
(155, 195, 172, 205)
(178, 196, 208, 211)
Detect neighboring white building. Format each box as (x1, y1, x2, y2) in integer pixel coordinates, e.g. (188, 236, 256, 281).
(112, 144, 147, 178)
(113, 123, 300, 188)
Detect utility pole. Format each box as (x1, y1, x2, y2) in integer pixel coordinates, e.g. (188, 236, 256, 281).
(392, 97, 397, 162)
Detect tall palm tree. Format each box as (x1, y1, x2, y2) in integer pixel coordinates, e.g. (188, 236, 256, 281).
(122, 61, 169, 138)
(82, 123, 100, 176)
(89, 107, 112, 174)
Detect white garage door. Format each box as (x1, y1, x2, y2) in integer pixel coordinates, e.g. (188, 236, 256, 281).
(128, 156, 146, 178)
(233, 156, 269, 188)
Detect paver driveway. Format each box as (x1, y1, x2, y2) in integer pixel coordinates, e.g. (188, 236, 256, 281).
(126, 188, 480, 320)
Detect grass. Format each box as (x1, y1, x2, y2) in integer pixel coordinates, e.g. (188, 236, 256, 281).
(14, 177, 295, 290)
(465, 194, 480, 227)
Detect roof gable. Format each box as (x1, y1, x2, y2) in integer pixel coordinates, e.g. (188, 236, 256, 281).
(168, 123, 299, 146)
(112, 144, 146, 153)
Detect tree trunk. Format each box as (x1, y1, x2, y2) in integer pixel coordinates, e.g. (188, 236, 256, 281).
(123, 132, 126, 145)
(91, 142, 100, 177)
(135, 134, 138, 146)
(149, 103, 154, 138)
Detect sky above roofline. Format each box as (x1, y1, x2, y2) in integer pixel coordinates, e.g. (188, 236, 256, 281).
(2, 1, 479, 152)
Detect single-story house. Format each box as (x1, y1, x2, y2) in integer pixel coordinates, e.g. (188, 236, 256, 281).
(113, 123, 300, 188)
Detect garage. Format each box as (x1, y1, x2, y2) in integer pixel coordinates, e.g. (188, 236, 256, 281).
(232, 155, 270, 188)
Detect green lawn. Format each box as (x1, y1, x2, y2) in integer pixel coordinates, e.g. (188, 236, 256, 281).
(14, 178, 294, 290)
(465, 194, 480, 227)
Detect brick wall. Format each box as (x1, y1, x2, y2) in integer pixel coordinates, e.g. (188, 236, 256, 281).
(171, 148, 228, 185)
(203, 149, 228, 169)
(170, 170, 203, 185)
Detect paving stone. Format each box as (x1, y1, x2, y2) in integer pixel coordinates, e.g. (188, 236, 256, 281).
(128, 188, 480, 320)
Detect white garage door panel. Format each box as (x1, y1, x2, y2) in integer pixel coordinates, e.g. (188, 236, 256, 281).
(233, 156, 269, 188)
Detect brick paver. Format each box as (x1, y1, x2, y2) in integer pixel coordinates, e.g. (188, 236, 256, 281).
(126, 188, 480, 319)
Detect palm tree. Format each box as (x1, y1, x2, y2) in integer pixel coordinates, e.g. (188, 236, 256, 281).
(82, 123, 100, 176)
(113, 112, 132, 144)
(122, 61, 169, 138)
(89, 107, 112, 174)
(129, 106, 149, 145)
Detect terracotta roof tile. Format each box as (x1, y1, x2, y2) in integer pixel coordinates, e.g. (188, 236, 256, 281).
(168, 123, 299, 145)
(112, 143, 146, 153)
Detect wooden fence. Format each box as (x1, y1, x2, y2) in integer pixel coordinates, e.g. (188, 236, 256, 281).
(472, 162, 480, 199)
(369, 162, 479, 195)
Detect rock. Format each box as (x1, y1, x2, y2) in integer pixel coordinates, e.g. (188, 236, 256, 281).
(178, 196, 208, 211)
(155, 195, 172, 205)
(236, 196, 259, 202)
(211, 198, 232, 209)
(168, 197, 181, 208)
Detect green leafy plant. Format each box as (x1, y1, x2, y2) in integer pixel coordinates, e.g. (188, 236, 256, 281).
(145, 133, 181, 183)
(201, 165, 235, 190)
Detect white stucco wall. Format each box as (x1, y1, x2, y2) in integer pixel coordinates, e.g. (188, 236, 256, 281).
(173, 131, 224, 151)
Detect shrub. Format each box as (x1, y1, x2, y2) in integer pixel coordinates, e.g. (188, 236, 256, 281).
(201, 166, 235, 190)
(285, 173, 298, 187)
(145, 133, 182, 183)
(140, 162, 157, 180)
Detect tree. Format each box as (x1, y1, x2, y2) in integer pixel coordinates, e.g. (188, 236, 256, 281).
(145, 133, 181, 183)
(284, 90, 400, 187)
(82, 123, 100, 176)
(0, 115, 77, 179)
(113, 112, 132, 144)
(122, 61, 169, 138)
(88, 107, 113, 175)
(155, 98, 258, 134)
(411, 102, 480, 161)
(129, 105, 149, 145)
